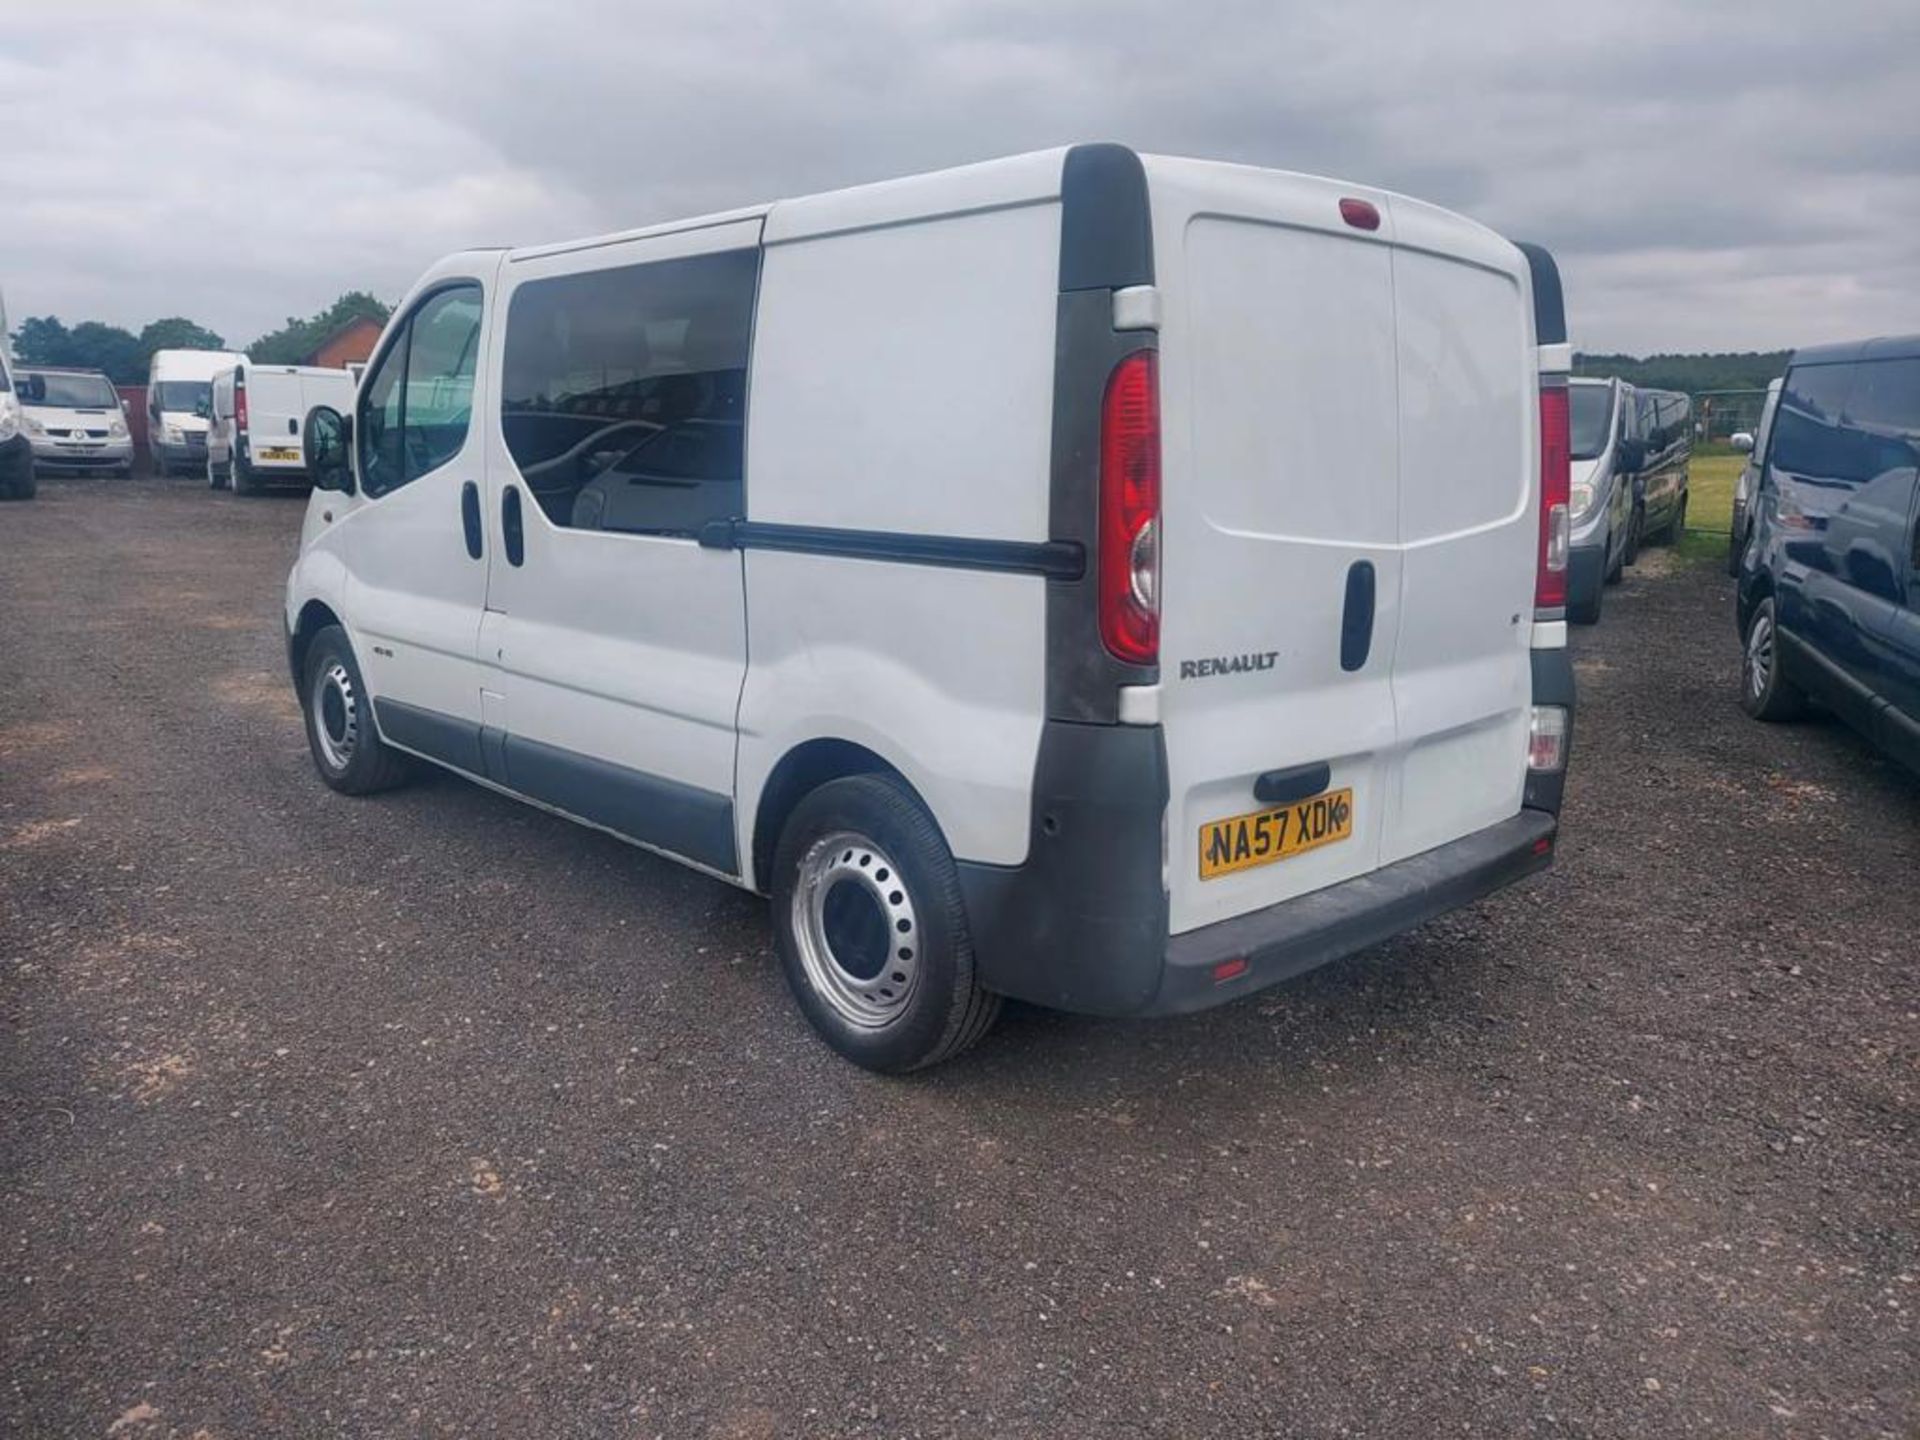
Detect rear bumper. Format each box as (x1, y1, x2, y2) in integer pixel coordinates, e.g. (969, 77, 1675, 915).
(0, 433, 31, 480)
(1146, 808, 1556, 1016)
(959, 651, 1572, 1020)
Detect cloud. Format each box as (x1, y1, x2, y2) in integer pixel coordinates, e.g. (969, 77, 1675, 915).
(5, 0, 1916, 353)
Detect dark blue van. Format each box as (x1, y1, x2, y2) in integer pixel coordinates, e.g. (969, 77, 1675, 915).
(1736, 335, 1920, 775)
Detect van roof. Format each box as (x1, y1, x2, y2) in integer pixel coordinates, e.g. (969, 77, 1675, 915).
(19, 365, 113, 378)
(1790, 334, 1920, 367)
(150, 348, 247, 380)
(507, 145, 1519, 268)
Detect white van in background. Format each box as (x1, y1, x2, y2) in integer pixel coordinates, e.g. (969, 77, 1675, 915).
(285, 145, 1576, 1071)
(208, 360, 357, 494)
(148, 347, 245, 476)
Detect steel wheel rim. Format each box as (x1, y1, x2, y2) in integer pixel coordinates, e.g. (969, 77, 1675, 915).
(1747, 610, 1774, 699)
(312, 660, 359, 771)
(791, 831, 920, 1029)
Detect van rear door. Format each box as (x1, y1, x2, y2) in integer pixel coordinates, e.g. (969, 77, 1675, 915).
(246, 368, 305, 467)
(1148, 162, 1536, 936)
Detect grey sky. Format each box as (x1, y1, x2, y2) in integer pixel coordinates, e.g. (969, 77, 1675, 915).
(6, 0, 1916, 354)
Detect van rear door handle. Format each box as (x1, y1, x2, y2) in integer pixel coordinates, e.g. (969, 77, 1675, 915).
(1255, 761, 1332, 806)
(1340, 560, 1376, 672)
(502, 485, 525, 567)
(461, 481, 483, 559)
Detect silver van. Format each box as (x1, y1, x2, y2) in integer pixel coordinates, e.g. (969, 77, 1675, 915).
(1565, 376, 1635, 624)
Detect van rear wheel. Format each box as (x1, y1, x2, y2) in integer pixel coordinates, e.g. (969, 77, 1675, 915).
(771, 774, 1000, 1073)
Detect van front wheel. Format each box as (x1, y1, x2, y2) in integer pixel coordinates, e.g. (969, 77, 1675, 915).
(771, 774, 1000, 1073)
(1741, 597, 1806, 722)
(301, 625, 412, 795)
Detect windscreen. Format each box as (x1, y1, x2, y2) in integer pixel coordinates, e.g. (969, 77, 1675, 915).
(1569, 383, 1613, 461)
(155, 380, 211, 413)
(24, 372, 118, 408)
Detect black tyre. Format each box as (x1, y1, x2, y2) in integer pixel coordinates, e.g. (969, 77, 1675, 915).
(1666, 491, 1689, 544)
(1726, 516, 1744, 577)
(771, 774, 1001, 1073)
(1604, 532, 1625, 585)
(301, 625, 412, 795)
(231, 452, 256, 496)
(1741, 596, 1806, 722)
(1623, 504, 1643, 566)
(207, 455, 225, 490)
(1568, 579, 1602, 625)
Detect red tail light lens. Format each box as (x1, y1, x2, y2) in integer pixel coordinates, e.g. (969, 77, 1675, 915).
(1099, 350, 1161, 665)
(235, 381, 249, 434)
(1535, 382, 1570, 610)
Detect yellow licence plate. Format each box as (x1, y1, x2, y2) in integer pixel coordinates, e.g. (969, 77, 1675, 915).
(260, 446, 299, 461)
(1199, 787, 1354, 880)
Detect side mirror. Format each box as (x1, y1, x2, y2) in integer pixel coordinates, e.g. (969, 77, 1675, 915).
(193, 397, 211, 419)
(1730, 431, 1754, 454)
(304, 405, 355, 493)
(1615, 437, 1646, 472)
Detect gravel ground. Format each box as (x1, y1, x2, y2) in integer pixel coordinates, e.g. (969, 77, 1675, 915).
(2, 478, 1915, 1439)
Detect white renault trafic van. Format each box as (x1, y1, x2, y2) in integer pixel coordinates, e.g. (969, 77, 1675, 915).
(207, 359, 357, 493)
(286, 146, 1576, 1071)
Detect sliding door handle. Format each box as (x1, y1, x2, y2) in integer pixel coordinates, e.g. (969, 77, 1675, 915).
(502, 485, 525, 567)
(460, 481, 483, 559)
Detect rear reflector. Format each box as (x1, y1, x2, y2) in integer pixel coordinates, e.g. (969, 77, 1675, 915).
(1099, 350, 1161, 666)
(1528, 705, 1568, 772)
(1535, 383, 1570, 609)
(1339, 197, 1381, 231)
(1212, 957, 1250, 984)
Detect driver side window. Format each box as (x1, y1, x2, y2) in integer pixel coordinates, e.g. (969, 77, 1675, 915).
(357, 283, 484, 499)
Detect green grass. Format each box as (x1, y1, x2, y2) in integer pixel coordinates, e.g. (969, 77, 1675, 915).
(1674, 452, 1740, 564)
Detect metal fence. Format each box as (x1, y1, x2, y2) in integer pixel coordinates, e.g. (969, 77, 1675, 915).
(1693, 388, 1770, 442)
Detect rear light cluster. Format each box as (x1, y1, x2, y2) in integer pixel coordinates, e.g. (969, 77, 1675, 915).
(1535, 381, 1570, 610)
(1099, 350, 1161, 665)
(235, 380, 249, 435)
(1528, 705, 1568, 772)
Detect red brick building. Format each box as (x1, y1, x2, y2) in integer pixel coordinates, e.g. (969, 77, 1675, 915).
(302, 315, 383, 368)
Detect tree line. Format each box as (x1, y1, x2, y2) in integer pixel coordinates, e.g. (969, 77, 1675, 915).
(12, 295, 1791, 398)
(1574, 350, 1790, 394)
(6, 292, 391, 385)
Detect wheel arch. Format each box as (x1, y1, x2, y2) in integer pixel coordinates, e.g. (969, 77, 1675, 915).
(748, 738, 922, 895)
(1736, 566, 1775, 638)
(288, 598, 344, 691)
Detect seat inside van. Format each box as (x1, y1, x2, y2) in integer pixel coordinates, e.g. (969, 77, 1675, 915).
(501, 257, 752, 536)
